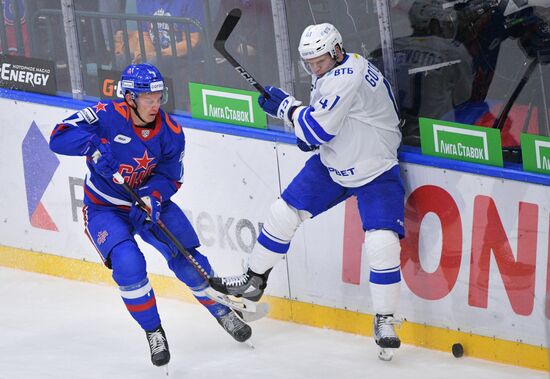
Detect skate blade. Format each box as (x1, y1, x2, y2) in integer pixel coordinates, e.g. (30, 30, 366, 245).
(161, 364, 169, 376)
(378, 347, 395, 361)
(205, 288, 269, 321)
(244, 339, 255, 349)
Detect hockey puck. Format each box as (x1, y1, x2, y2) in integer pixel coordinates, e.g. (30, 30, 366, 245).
(452, 343, 464, 358)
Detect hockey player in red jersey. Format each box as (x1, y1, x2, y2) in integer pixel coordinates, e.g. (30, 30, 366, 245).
(50, 63, 251, 369)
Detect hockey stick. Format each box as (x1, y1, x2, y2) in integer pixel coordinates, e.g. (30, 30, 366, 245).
(107, 170, 267, 317)
(491, 57, 539, 163)
(91, 152, 268, 317)
(213, 8, 268, 98)
(493, 57, 538, 130)
(111, 172, 212, 280)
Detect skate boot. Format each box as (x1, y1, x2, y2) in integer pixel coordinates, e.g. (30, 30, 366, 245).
(210, 268, 271, 302)
(145, 325, 170, 367)
(373, 314, 401, 361)
(217, 309, 252, 343)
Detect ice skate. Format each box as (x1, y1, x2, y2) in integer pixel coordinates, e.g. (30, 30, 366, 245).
(145, 325, 170, 367)
(217, 309, 252, 343)
(373, 314, 401, 361)
(210, 268, 271, 302)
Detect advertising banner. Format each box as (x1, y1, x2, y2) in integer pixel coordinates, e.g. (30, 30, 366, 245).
(189, 82, 267, 129)
(521, 132, 550, 175)
(0, 54, 56, 95)
(1, 98, 549, 352)
(283, 160, 549, 346)
(419, 117, 503, 166)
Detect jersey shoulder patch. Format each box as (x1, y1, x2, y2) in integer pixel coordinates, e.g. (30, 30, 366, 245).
(79, 107, 99, 124)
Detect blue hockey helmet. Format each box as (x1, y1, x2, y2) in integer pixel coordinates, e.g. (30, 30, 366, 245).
(120, 63, 168, 104)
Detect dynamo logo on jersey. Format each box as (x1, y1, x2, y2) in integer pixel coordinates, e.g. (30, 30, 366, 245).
(22, 121, 59, 231)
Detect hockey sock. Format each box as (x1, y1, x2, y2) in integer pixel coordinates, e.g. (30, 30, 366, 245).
(168, 250, 230, 318)
(110, 240, 161, 331)
(365, 230, 401, 315)
(119, 278, 161, 331)
(248, 241, 286, 274)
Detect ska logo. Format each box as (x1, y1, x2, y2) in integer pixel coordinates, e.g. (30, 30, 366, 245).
(22, 121, 59, 231)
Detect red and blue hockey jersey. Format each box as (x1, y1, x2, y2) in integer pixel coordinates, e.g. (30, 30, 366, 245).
(50, 100, 185, 207)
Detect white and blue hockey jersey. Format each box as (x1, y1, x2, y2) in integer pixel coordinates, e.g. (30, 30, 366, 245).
(291, 53, 402, 187)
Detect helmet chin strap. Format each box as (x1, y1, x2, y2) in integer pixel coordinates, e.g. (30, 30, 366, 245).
(333, 47, 345, 67)
(126, 97, 155, 128)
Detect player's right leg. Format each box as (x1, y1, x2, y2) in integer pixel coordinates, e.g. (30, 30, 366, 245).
(167, 250, 253, 343)
(209, 198, 304, 300)
(83, 206, 169, 367)
(210, 154, 350, 301)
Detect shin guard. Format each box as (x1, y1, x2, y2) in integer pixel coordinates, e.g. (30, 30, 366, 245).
(365, 230, 401, 315)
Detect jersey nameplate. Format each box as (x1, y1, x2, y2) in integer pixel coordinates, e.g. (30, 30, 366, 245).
(79, 107, 99, 124)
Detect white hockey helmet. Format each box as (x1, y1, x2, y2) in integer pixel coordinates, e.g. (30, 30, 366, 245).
(298, 23, 343, 61)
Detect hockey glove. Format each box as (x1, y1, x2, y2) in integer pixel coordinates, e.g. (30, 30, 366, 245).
(129, 188, 162, 233)
(296, 138, 319, 152)
(258, 86, 301, 125)
(83, 135, 120, 179)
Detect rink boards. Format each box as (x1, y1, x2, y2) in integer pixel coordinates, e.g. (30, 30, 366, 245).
(0, 95, 548, 370)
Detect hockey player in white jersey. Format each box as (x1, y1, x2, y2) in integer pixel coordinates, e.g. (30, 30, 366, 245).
(210, 23, 405, 358)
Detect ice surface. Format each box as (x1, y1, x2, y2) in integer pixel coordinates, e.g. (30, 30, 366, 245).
(0, 268, 546, 379)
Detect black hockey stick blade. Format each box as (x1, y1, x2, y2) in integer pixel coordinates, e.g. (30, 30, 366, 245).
(214, 8, 242, 50)
(213, 8, 268, 97)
